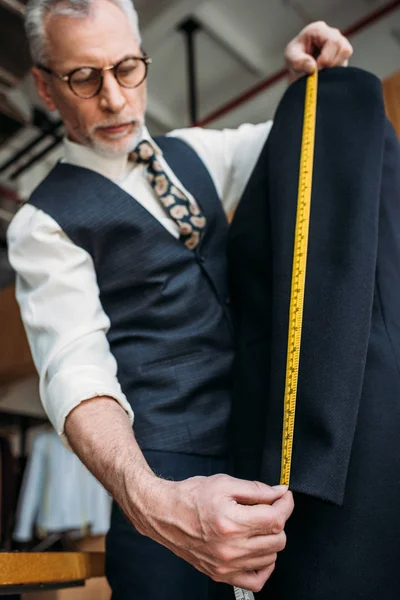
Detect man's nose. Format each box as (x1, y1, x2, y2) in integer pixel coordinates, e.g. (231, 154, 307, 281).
(99, 71, 126, 113)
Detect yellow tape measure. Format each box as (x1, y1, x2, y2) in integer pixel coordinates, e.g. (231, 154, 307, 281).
(280, 69, 318, 486)
(233, 70, 318, 600)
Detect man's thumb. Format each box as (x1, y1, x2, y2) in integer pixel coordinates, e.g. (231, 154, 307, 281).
(232, 480, 288, 506)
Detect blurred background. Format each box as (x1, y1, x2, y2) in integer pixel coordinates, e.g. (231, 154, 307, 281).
(0, 0, 399, 598)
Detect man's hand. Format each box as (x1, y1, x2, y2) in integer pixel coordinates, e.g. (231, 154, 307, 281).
(65, 399, 293, 593)
(285, 21, 353, 82)
(128, 473, 294, 593)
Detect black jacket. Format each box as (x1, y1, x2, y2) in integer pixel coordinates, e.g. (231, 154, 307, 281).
(228, 67, 400, 506)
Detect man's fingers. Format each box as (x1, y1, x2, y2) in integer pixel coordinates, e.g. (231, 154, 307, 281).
(211, 550, 278, 580)
(235, 491, 294, 536)
(233, 530, 287, 559)
(234, 552, 277, 573)
(232, 479, 288, 506)
(317, 37, 353, 68)
(317, 39, 339, 67)
(285, 43, 316, 74)
(334, 41, 353, 66)
(230, 563, 276, 594)
(285, 21, 353, 79)
(270, 489, 295, 523)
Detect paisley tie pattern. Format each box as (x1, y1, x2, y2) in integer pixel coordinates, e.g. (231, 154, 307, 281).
(131, 140, 206, 250)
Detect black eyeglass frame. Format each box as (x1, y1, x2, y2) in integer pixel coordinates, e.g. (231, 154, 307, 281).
(36, 54, 152, 99)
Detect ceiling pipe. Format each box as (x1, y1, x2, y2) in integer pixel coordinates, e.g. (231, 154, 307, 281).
(178, 17, 202, 125)
(196, 0, 400, 127)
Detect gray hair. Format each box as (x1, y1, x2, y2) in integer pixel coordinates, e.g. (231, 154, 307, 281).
(24, 0, 142, 64)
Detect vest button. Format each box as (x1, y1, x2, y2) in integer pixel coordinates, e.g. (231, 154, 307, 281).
(198, 255, 206, 263)
(225, 297, 231, 306)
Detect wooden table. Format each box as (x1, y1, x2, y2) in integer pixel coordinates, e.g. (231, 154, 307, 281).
(0, 552, 105, 598)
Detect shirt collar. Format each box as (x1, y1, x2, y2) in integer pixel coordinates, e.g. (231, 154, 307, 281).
(62, 125, 163, 182)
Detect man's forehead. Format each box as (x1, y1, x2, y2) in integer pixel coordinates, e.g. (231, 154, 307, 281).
(44, 4, 140, 68)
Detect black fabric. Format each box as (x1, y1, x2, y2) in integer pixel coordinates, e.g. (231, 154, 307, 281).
(28, 137, 234, 456)
(106, 451, 233, 600)
(228, 66, 400, 597)
(258, 296, 400, 598)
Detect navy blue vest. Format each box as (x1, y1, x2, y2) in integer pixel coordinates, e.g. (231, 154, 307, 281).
(29, 137, 234, 455)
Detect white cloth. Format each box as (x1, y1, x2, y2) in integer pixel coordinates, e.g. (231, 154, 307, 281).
(13, 430, 112, 541)
(7, 122, 272, 441)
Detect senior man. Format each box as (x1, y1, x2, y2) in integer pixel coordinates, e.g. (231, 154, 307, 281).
(7, 1, 352, 598)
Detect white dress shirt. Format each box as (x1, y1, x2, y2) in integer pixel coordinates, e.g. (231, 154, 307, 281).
(7, 122, 272, 443)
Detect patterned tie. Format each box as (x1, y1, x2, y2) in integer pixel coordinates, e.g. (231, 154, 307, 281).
(131, 140, 207, 250)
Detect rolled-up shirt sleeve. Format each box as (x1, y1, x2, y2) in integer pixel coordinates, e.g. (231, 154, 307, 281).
(7, 203, 134, 443)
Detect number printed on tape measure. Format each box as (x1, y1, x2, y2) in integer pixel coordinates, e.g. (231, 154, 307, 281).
(232, 72, 318, 600)
(280, 70, 318, 487)
(233, 587, 255, 600)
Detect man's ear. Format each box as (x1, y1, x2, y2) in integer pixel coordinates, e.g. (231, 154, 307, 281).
(32, 66, 57, 112)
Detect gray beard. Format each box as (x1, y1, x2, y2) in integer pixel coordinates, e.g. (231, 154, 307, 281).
(83, 119, 145, 158)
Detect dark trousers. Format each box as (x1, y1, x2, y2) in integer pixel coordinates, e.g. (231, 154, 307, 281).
(105, 451, 233, 600)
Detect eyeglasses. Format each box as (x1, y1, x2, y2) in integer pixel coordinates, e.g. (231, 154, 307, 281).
(36, 55, 152, 99)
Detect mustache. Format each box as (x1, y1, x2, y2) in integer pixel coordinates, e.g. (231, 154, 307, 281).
(92, 117, 138, 131)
